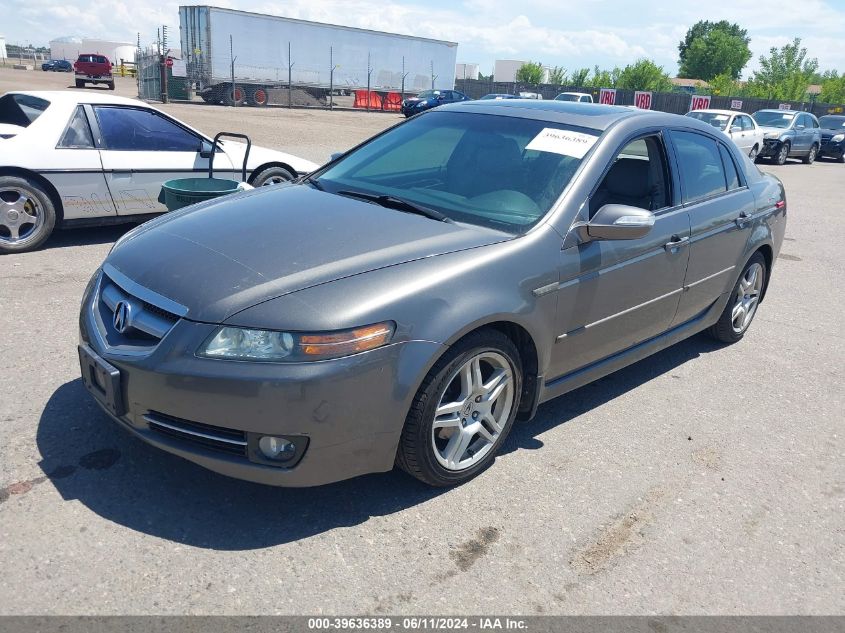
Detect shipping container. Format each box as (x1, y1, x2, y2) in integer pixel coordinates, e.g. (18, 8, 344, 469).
(179, 5, 459, 106)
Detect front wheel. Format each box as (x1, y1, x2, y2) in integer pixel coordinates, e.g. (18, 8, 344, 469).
(802, 144, 818, 164)
(707, 253, 767, 343)
(0, 176, 57, 254)
(251, 166, 295, 187)
(748, 144, 759, 160)
(775, 142, 790, 165)
(396, 330, 522, 486)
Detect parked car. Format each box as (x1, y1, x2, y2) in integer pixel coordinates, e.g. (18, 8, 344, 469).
(752, 109, 821, 165)
(686, 109, 764, 159)
(554, 92, 593, 103)
(479, 94, 518, 100)
(401, 90, 470, 117)
(817, 114, 845, 162)
(41, 59, 73, 72)
(74, 53, 114, 90)
(518, 91, 543, 100)
(78, 100, 786, 488)
(0, 91, 318, 253)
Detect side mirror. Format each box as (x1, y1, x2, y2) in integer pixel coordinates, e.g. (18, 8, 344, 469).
(330, 152, 344, 162)
(585, 204, 655, 241)
(199, 140, 214, 158)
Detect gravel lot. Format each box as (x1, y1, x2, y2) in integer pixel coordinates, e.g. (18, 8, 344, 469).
(0, 67, 843, 615)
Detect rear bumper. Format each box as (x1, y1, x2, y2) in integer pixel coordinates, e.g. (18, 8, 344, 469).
(75, 73, 113, 82)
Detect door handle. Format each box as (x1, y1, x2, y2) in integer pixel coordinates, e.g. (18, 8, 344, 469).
(664, 235, 689, 251)
(735, 211, 750, 227)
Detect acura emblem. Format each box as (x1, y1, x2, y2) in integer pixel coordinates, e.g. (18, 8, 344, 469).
(113, 300, 131, 333)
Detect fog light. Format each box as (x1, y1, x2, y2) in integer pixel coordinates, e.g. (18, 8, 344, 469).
(258, 436, 296, 461)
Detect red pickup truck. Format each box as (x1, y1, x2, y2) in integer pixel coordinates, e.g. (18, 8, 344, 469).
(74, 54, 114, 90)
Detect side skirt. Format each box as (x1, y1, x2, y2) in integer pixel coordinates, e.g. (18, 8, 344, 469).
(539, 294, 727, 405)
(61, 213, 163, 229)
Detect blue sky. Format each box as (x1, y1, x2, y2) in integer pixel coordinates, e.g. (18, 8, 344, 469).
(5, 0, 845, 78)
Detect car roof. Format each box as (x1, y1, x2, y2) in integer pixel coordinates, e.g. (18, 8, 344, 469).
(755, 109, 805, 115)
(442, 99, 662, 131)
(688, 109, 742, 116)
(3, 90, 145, 107)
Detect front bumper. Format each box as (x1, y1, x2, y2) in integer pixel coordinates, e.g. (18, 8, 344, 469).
(819, 140, 844, 158)
(759, 138, 785, 158)
(79, 274, 442, 487)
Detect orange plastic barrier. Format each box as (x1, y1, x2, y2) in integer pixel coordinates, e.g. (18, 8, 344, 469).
(382, 92, 402, 111)
(353, 90, 383, 109)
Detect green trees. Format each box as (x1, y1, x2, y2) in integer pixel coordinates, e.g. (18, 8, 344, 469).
(819, 71, 845, 103)
(616, 59, 673, 91)
(678, 20, 752, 81)
(547, 66, 567, 85)
(515, 61, 544, 84)
(745, 38, 818, 100)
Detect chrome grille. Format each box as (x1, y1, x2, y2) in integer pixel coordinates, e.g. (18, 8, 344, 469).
(144, 412, 247, 456)
(91, 265, 184, 353)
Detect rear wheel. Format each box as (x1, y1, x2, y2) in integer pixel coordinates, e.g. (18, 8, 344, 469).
(707, 252, 767, 343)
(0, 176, 57, 254)
(396, 329, 522, 486)
(223, 85, 245, 106)
(107, 81, 115, 91)
(802, 143, 818, 164)
(75, 79, 84, 88)
(248, 87, 268, 107)
(775, 142, 790, 165)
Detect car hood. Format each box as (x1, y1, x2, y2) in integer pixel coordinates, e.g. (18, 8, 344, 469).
(105, 184, 510, 323)
(819, 126, 845, 134)
(757, 125, 793, 135)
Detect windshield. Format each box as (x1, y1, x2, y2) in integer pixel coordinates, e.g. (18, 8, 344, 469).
(818, 116, 845, 129)
(686, 111, 730, 130)
(415, 90, 440, 99)
(753, 111, 795, 128)
(312, 110, 600, 233)
(554, 94, 579, 102)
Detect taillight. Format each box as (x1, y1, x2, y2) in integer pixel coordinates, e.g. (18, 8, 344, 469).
(775, 200, 785, 209)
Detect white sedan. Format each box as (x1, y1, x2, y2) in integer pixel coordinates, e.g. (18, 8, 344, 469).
(0, 91, 318, 253)
(685, 109, 765, 160)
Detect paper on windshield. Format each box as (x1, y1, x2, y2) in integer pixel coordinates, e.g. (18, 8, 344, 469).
(526, 128, 598, 158)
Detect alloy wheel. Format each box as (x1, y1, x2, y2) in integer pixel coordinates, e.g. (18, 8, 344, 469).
(431, 351, 515, 471)
(0, 187, 43, 246)
(731, 263, 763, 334)
(777, 144, 789, 164)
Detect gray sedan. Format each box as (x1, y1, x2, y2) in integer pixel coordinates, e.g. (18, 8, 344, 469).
(78, 100, 786, 487)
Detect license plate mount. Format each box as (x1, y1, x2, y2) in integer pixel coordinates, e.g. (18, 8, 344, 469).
(78, 344, 125, 417)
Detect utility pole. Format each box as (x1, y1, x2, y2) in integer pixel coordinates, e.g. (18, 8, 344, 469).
(431, 60, 435, 89)
(401, 56, 408, 103)
(329, 46, 339, 110)
(366, 51, 372, 112)
(230, 35, 238, 107)
(288, 42, 293, 108)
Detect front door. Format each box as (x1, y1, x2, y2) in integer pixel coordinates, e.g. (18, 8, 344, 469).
(90, 104, 234, 215)
(547, 133, 691, 381)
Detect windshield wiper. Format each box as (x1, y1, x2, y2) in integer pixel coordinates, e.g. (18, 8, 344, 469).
(337, 190, 454, 223)
(303, 175, 324, 190)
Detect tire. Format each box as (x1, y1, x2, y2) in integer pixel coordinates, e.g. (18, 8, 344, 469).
(802, 143, 818, 164)
(251, 166, 295, 187)
(248, 87, 268, 107)
(774, 142, 789, 165)
(75, 79, 84, 88)
(396, 329, 523, 487)
(707, 252, 767, 344)
(748, 144, 759, 160)
(223, 85, 245, 107)
(107, 81, 115, 91)
(838, 153, 845, 164)
(0, 176, 57, 254)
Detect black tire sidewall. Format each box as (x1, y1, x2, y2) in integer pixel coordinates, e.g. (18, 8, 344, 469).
(0, 176, 56, 253)
(252, 166, 294, 187)
(402, 331, 522, 486)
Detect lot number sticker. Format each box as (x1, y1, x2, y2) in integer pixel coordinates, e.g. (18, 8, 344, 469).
(526, 128, 598, 158)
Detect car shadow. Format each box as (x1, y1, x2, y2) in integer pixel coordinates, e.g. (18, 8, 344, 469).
(41, 224, 135, 250)
(35, 333, 723, 550)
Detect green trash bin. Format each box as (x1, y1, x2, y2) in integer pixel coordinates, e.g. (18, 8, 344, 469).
(156, 132, 253, 211)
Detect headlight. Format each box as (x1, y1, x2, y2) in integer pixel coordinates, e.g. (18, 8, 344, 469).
(416, 101, 427, 107)
(764, 132, 781, 139)
(832, 133, 844, 142)
(198, 321, 395, 362)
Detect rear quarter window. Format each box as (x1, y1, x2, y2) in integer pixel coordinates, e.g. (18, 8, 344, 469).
(0, 94, 50, 127)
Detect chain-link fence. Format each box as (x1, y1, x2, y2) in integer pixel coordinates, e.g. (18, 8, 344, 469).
(454, 78, 845, 117)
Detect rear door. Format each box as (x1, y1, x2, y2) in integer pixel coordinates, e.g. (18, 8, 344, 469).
(90, 104, 234, 215)
(668, 130, 754, 326)
(548, 133, 691, 379)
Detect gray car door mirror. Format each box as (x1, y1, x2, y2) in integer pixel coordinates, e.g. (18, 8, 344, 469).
(586, 204, 656, 241)
(199, 140, 214, 158)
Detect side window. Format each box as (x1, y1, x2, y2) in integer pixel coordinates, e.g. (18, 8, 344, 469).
(742, 115, 754, 130)
(797, 114, 810, 128)
(718, 144, 740, 190)
(589, 134, 671, 217)
(94, 106, 201, 152)
(671, 131, 727, 203)
(57, 106, 94, 148)
(581, 95, 591, 102)
(810, 116, 819, 129)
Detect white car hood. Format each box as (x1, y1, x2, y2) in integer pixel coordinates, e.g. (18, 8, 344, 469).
(221, 140, 319, 175)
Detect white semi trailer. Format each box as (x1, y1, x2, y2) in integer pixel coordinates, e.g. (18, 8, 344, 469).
(179, 5, 459, 106)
